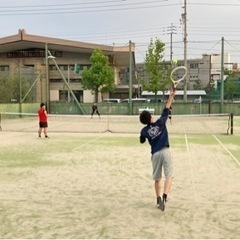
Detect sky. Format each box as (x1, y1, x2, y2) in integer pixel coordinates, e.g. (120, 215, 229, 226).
(1, 0, 240, 64)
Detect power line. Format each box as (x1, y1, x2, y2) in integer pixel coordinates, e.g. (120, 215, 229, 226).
(0, 0, 127, 9)
(0, 1, 180, 16)
(189, 2, 240, 7)
(0, 0, 171, 8)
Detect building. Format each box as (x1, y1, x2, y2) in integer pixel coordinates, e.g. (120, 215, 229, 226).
(0, 29, 136, 106)
(136, 53, 235, 94)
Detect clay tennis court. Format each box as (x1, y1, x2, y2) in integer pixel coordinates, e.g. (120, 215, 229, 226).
(0, 115, 239, 239)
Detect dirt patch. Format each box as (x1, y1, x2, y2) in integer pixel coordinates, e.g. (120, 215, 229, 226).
(0, 132, 239, 239)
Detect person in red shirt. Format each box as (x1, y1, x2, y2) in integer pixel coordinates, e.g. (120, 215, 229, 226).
(38, 103, 49, 138)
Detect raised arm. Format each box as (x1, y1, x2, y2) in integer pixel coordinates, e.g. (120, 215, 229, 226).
(165, 90, 175, 109)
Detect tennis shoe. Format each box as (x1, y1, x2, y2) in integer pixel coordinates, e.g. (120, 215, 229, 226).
(158, 196, 166, 211)
(160, 194, 168, 211)
(157, 196, 161, 207)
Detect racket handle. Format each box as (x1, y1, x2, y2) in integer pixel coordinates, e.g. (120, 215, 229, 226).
(173, 87, 176, 92)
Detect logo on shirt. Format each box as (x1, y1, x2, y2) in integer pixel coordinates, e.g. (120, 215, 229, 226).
(148, 126, 161, 139)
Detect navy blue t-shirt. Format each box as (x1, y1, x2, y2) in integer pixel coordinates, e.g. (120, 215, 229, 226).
(140, 108, 170, 155)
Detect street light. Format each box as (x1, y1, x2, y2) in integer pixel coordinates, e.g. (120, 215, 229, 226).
(45, 54, 56, 111)
(47, 50, 84, 114)
(47, 56, 55, 59)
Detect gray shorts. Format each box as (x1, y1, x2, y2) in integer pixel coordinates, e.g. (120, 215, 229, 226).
(151, 147, 173, 180)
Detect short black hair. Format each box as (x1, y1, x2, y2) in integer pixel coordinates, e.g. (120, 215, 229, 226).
(40, 103, 45, 108)
(139, 110, 151, 125)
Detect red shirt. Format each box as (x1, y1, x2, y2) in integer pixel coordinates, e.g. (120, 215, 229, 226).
(38, 108, 47, 122)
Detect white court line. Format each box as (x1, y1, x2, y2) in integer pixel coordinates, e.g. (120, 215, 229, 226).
(201, 121, 240, 167)
(212, 134, 240, 167)
(72, 134, 103, 152)
(184, 125, 197, 202)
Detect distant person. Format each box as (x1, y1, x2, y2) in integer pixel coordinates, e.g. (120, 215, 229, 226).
(38, 103, 49, 138)
(91, 103, 100, 118)
(139, 90, 175, 211)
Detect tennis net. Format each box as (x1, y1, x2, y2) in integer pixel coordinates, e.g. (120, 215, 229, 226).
(0, 112, 235, 135)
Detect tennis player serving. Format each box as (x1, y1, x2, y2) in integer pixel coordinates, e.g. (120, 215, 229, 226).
(139, 90, 175, 211)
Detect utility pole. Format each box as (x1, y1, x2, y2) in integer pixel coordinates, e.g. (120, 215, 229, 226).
(220, 37, 224, 113)
(19, 64, 22, 115)
(167, 23, 177, 63)
(129, 40, 133, 115)
(45, 43, 50, 112)
(182, 0, 188, 102)
(67, 65, 71, 103)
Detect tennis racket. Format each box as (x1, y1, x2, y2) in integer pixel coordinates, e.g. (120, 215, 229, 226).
(170, 66, 187, 91)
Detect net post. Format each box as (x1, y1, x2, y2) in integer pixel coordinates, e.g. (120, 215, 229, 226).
(230, 113, 233, 135)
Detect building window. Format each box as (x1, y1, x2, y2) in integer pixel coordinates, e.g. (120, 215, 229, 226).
(49, 64, 89, 72)
(59, 65, 75, 71)
(189, 75, 199, 82)
(190, 63, 199, 69)
(50, 78, 62, 83)
(59, 90, 83, 102)
(50, 78, 81, 83)
(49, 65, 57, 71)
(0, 65, 9, 71)
(7, 49, 62, 58)
(71, 78, 81, 83)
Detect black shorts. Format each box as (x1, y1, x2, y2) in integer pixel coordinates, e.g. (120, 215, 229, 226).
(39, 122, 48, 128)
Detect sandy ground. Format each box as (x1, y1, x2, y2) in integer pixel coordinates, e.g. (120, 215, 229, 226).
(0, 131, 239, 239)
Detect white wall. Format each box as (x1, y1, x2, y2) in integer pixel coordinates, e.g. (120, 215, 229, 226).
(50, 90, 59, 101)
(83, 90, 102, 103)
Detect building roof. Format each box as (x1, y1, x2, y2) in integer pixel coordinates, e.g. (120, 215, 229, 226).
(142, 90, 207, 96)
(0, 29, 134, 66)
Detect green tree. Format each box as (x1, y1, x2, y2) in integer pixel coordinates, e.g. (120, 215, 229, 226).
(143, 37, 171, 102)
(224, 70, 240, 100)
(0, 74, 14, 103)
(193, 78, 201, 90)
(81, 49, 114, 103)
(0, 73, 34, 103)
(225, 79, 237, 101)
